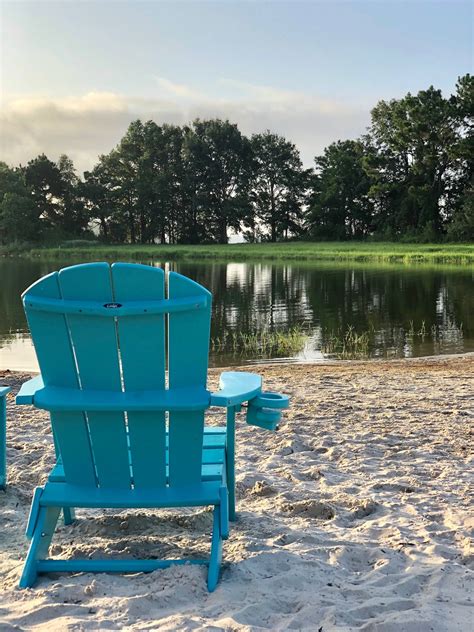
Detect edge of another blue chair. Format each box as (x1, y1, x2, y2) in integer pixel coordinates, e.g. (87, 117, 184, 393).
(1, 386, 11, 490)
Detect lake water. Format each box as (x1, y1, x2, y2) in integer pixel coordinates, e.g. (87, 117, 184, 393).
(1, 258, 473, 371)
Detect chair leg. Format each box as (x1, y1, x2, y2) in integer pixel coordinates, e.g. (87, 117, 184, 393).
(226, 406, 237, 522)
(0, 391, 8, 491)
(19, 505, 61, 588)
(227, 467, 236, 522)
(63, 507, 75, 525)
(219, 486, 229, 540)
(207, 506, 223, 592)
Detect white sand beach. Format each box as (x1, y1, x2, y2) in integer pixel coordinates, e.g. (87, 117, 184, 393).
(0, 357, 472, 631)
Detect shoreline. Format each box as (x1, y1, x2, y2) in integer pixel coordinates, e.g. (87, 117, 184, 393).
(2, 351, 474, 380)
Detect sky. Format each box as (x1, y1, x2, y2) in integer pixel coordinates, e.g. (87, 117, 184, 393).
(0, 0, 472, 173)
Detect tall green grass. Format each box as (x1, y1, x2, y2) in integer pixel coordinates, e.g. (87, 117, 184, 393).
(5, 241, 474, 265)
(211, 326, 308, 357)
(321, 326, 371, 359)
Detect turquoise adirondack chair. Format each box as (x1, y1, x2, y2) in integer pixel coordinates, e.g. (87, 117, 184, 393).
(1, 386, 11, 489)
(16, 263, 289, 590)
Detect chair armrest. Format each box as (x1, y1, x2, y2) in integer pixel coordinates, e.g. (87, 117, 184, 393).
(210, 371, 262, 407)
(16, 375, 44, 405)
(0, 386, 10, 399)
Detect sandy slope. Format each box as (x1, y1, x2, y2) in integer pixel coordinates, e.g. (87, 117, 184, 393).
(0, 357, 472, 631)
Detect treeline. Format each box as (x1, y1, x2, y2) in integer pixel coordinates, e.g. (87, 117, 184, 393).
(1, 75, 472, 245)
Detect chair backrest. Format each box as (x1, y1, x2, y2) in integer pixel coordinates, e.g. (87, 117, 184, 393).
(23, 262, 212, 490)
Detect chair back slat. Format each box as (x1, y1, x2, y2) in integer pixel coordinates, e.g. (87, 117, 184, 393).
(168, 272, 211, 388)
(168, 410, 205, 486)
(51, 412, 97, 486)
(168, 273, 211, 486)
(57, 263, 130, 489)
(111, 263, 166, 489)
(23, 272, 78, 388)
(23, 272, 96, 486)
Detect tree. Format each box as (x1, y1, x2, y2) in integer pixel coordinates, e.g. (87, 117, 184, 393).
(95, 120, 186, 244)
(184, 119, 253, 243)
(24, 154, 63, 230)
(112, 120, 147, 243)
(56, 155, 89, 236)
(366, 85, 462, 238)
(446, 75, 474, 230)
(250, 131, 307, 242)
(24, 154, 90, 239)
(0, 193, 40, 242)
(0, 161, 26, 199)
(447, 184, 474, 240)
(307, 140, 373, 240)
(0, 162, 40, 242)
(139, 122, 187, 244)
(82, 157, 116, 242)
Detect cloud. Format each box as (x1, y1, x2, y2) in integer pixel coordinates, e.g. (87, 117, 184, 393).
(154, 77, 207, 101)
(0, 81, 370, 174)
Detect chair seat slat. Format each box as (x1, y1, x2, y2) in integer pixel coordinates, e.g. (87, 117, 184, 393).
(50, 461, 224, 484)
(40, 481, 222, 508)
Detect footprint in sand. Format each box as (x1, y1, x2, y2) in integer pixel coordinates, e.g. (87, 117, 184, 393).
(273, 439, 313, 457)
(281, 499, 335, 520)
(372, 482, 417, 493)
(347, 498, 379, 521)
(292, 466, 324, 481)
(250, 480, 276, 497)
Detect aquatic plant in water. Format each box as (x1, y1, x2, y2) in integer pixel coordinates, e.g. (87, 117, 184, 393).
(322, 319, 464, 360)
(211, 326, 308, 358)
(321, 325, 372, 360)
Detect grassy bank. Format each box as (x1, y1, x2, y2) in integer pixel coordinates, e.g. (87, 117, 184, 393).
(3, 241, 474, 265)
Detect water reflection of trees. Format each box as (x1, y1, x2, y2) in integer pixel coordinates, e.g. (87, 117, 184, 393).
(176, 262, 311, 340)
(305, 266, 472, 356)
(176, 262, 473, 359)
(0, 260, 60, 346)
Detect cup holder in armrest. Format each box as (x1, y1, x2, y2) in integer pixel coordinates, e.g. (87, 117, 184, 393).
(252, 392, 289, 409)
(246, 391, 289, 431)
